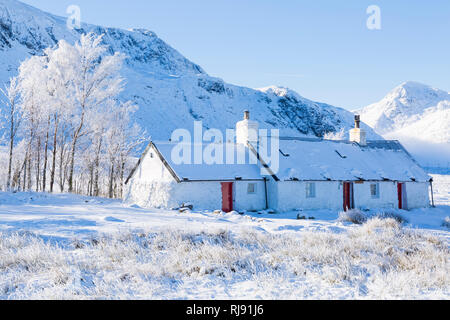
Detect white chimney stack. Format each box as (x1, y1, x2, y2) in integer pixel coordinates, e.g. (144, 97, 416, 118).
(236, 110, 259, 145)
(349, 115, 367, 146)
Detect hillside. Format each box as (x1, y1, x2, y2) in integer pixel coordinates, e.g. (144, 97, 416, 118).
(0, 0, 379, 141)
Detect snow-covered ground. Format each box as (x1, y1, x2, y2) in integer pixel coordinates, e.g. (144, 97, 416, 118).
(432, 174, 450, 206)
(0, 175, 449, 299)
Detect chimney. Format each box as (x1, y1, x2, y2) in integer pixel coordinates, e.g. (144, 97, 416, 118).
(354, 115, 361, 128)
(236, 110, 259, 145)
(349, 115, 367, 146)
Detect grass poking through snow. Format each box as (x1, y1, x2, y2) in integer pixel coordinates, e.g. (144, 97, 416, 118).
(0, 217, 448, 299)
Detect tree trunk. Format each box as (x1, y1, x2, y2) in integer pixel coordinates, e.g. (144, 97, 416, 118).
(42, 116, 50, 192)
(119, 159, 125, 199)
(50, 114, 59, 193)
(12, 166, 21, 190)
(88, 164, 94, 196)
(17, 155, 27, 192)
(68, 138, 77, 193)
(25, 126, 34, 191)
(93, 137, 102, 197)
(59, 144, 66, 192)
(108, 163, 114, 199)
(6, 110, 14, 191)
(35, 137, 41, 192)
(27, 154, 32, 191)
(22, 154, 27, 191)
(68, 112, 84, 193)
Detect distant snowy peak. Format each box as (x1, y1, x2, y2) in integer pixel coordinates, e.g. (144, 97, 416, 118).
(380, 81, 449, 118)
(356, 82, 450, 166)
(258, 86, 298, 97)
(389, 81, 449, 99)
(357, 81, 450, 136)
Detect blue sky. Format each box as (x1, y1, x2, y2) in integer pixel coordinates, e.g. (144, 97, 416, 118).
(21, 0, 450, 110)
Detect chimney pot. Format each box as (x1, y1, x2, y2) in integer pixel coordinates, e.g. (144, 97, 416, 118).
(349, 115, 366, 146)
(244, 110, 250, 120)
(354, 115, 361, 129)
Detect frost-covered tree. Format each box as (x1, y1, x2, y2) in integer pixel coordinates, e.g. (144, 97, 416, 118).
(45, 34, 126, 192)
(103, 101, 146, 198)
(0, 77, 21, 190)
(324, 128, 347, 141)
(17, 55, 49, 191)
(1, 33, 146, 196)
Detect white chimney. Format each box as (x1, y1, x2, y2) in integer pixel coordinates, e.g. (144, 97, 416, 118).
(349, 115, 367, 146)
(236, 110, 259, 145)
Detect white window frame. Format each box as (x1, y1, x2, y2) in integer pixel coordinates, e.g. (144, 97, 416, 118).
(247, 183, 257, 194)
(306, 182, 316, 198)
(370, 183, 380, 199)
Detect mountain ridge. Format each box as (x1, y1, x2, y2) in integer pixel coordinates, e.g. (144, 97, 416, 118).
(1, 0, 380, 141)
(357, 81, 450, 143)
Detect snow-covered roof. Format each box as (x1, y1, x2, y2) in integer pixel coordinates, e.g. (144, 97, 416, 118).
(153, 142, 264, 181)
(253, 138, 431, 182)
(132, 138, 430, 183)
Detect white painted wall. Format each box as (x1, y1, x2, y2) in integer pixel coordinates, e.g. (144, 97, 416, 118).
(126, 179, 267, 211)
(170, 180, 266, 211)
(170, 181, 222, 209)
(124, 145, 267, 211)
(266, 179, 279, 210)
(234, 181, 266, 212)
(267, 180, 430, 212)
(124, 144, 429, 211)
(124, 180, 178, 208)
(128, 146, 175, 184)
(124, 145, 177, 208)
(268, 181, 343, 212)
(353, 181, 398, 210)
(405, 182, 430, 209)
(353, 181, 429, 210)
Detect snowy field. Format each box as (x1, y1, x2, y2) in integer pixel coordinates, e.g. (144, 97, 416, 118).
(0, 175, 448, 300)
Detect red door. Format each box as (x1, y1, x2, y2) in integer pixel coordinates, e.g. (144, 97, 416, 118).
(398, 183, 407, 209)
(397, 183, 403, 209)
(343, 182, 354, 211)
(221, 182, 234, 212)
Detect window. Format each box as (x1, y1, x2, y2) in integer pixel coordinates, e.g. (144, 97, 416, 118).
(306, 182, 316, 198)
(247, 183, 256, 194)
(150, 152, 154, 158)
(370, 183, 380, 199)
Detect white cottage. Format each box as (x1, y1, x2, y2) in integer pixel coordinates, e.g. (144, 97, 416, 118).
(124, 113, 432, 212)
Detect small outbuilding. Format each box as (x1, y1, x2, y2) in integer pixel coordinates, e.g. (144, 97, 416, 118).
(124, 113, 432, 212)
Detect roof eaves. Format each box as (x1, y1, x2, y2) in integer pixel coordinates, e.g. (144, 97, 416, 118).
(151, 142, 182, 183)
(124, 142, 152, 185)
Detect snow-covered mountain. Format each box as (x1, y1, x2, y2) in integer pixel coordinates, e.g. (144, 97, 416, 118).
(0, 0, 379, 141)
(357, 82, 450, 167)
(357, 81, 450, 142)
